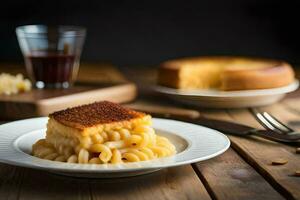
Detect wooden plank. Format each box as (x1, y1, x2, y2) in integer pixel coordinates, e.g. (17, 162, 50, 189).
(0, 165, 211, 200)
(0, 164, 24, 200)
(18, 168, 87, 200)
(0, 62, 136, 120)
(193, 148, 284, 200)
(0, 83, 137, 120)
(89, 166, 211, 200)
(201, 107, 300, 200)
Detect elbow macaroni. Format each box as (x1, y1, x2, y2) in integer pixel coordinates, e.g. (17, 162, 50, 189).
(32, 124, 176, 164)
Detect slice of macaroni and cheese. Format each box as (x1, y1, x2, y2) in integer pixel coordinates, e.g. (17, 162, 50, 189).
(32, 101, 176, 164)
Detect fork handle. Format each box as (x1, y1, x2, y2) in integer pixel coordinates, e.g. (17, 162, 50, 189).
(254, 130, 300, 143)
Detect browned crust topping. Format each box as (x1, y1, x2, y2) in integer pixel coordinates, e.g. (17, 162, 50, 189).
(50, 101, 146, 129)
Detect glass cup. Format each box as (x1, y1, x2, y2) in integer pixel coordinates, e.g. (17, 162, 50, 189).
(16, 25, 86, 89)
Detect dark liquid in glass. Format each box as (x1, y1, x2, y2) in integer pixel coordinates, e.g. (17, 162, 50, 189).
(25, 51, 76, 87)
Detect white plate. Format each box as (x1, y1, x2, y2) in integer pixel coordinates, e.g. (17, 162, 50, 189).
(155, 81, 299, 108)
(0, 117, 230, 178)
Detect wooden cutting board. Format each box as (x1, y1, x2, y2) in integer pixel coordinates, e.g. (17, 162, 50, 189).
(0, 63, 137, 120)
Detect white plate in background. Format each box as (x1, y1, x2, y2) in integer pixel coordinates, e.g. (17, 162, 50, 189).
(0, 117, 230, 178)
(155, 80, 299, 108)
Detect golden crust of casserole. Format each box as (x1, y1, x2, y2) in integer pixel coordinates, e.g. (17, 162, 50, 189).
(49, 101, 146, 130)
(47, 115, 151, 138)
(158, 56, 295, 91)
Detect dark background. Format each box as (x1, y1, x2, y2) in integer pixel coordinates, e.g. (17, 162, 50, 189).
(1, 0, 300, 67)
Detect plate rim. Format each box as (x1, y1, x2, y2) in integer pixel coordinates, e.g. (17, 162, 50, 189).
(155, 80, 299, 98)
(0, 117, 230, 173)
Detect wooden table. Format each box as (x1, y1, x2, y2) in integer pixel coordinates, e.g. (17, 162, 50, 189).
(0, 64, 300, 200)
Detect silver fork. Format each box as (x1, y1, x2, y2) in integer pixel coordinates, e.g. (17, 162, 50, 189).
(251, 108, 297, 135)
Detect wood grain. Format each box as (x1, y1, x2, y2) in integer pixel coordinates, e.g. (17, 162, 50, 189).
(193, 148, 284, 200)
(0, 83, 137, 119)
(201, 107, 300, 200)
(89, 166, 211, 200)
(0, 164, 24, 200)
(0, 165, 211, 200)
(0, 63, 137, 120)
